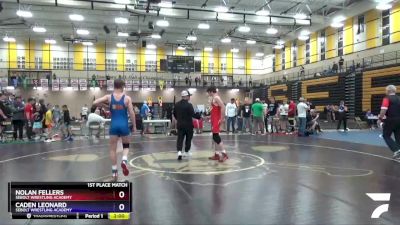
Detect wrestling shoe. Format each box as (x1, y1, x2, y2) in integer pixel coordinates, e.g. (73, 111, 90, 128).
(393, 150, 400, 159)
(177, 151, 182, 160)
(112, 170, 118, 182)
(121, 160, 130, 176)
(183, 151, 192, 158)
(208, 153, 220, 160)
(219, 152, 228, 163)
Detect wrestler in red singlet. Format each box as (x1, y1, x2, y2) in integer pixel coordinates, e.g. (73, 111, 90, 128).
(206, 86, 228, 162)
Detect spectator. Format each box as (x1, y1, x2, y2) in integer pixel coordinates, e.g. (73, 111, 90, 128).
(251, 98, 265, 135)
(339, 57, 344, 72)
(33, 103, 44, 139)
(24, 98, 35, 141)
(12, 96, 25, 141)
(279, 100, 289, 133)
(336, 100, 348, 131)
(300, 65, 305, 79)
(44, 103, 54, 142)
(267, 97, 278, 133)
(297, 97, 309, 137)
(195, 77, 199, 87)
(262, 100, 268, 132)
(61, 105, 73, 141)
(249, 77, 253, 87)
(241, 98, 252, 133)
(185, 77, 189, 85)
(225, 98, 237, 134)
(288, 100, 296, 133)
(365, 110, 376, 129)
(189, 76, 192, 86)
(140, 101, 150, 135)
(332, 61, 339, 74)
(53, 73, 57, 80)
(307, 109, 322, 134)
(52, 105, 61, 129)
(0, 93, 10, 139)
(81, 104, 89, 120)
(87, 106, 111, 138)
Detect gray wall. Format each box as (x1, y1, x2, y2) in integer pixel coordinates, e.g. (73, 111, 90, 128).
(12, 87, 246, 117)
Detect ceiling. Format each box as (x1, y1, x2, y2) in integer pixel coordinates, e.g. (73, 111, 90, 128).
(0, 0, 378, 50)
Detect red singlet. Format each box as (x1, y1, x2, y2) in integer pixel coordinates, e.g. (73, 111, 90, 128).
(210, 99, 221, 133)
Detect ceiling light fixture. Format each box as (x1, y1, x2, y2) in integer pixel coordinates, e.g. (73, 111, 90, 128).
(198, 23, 210, 29)
(294, 13, 307, 20)
(231, 48, 239, 53)
(255, 9, 270, 16)
(333, 15, 346, 23)
(246, 40, 256, 44)
(77, 29, 89, 35)
(82, 42, 93, 46)
(266, 27, 278, 35)
(151, 34, 161, 39)
(298, 35, 309, 41)
(32, 26, 46, 33)
(116, 42, 127, 48)
(204, 47, 213, 52)
(177, 46, 186, 50)
(3, 36, 16, 42)
(118, 32, 129, 37)
(187, 35, 197, 41)
(238, 25, 251, 33)
(376, 2, 392, 10)
(300, 30, 310, 36)
(45, 39, 56, 44)
(276, 40, 285, 45)
(331, 22, 344, 28)
(115, 17, 129, 24)
(158, 1, 173, 8)
(156, 19, 169, 27)
(221, 37, 231, 43)
(69, 14, 84, 21)
(16, 10, 33, 18)
(114, 0, 130, 4)
(273, 45, 284, 49)
(255, 52, 264, 57)
(147, 44, 157, 49)
(214, 5, 229, 13)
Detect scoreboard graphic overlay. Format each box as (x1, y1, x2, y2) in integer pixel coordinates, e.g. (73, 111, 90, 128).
(8, 182, 132, 220)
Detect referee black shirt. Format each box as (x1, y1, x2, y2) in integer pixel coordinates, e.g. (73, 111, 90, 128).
(173, 99, 200, 129)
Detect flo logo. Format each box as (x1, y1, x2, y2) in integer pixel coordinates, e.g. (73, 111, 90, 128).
(366, 193, 391, 218)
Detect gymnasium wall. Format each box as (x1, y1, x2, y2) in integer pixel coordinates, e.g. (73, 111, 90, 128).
(11, 87, 246, 117)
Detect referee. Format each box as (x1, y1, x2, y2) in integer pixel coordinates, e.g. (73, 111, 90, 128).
(173, 90, 201, 160)
(378, 85, 400, 159)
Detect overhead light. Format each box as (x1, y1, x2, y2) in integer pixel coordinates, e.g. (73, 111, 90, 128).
(147, 44, 157, 49)
(238, 25, 251, 33)
(45, 39, 56, 44)
(82, 42, 93, 46)
(187, 35, 197, 41)
(294, 13, 307, 20)
(300, 30, 310, 36)
(266, 27, 278, 34)
(376, 2, 392, 10)
(333, 15, 346, 23)
(115, 17, 129, 24)
(331, 22, 344, 28)
(214, 5, 229, 13)
(151, 34, 161, 39)
(3, 36, 16, 42)
(198, 23, 210, 29)
(158, 1, 173, 8)
(69, 14, 84, 21)
(117, 42, 127, 48)
(188, 88, 197, 92)
(114, 0, 130, 4)
(118, 32, 129, 37)
(156, 19, 169, 27)
(246, 40, 256, 44)
(298, 35, 309, 41)
(16, 10, 33, 18)
(255, 9, 270, 16)
(77, 29, 89, 35)
(32, 26, 46, 33)
(204, 47, 213, 52)
(231, 48, 239, 53)
(273, 45, 284, 49)
(256, 52, 264, 57)
(177, 46, 186, 50)
(276, 40, 285, 45)
(221, 37, 231, 43)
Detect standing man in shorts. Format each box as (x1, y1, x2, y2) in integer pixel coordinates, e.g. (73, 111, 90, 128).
(94, 79, 136, 181)
(207, 86, 228, 162)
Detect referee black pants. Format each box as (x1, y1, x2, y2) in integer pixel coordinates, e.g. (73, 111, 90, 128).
(177, 127, 194, 152)
(383, 118, 400, 153)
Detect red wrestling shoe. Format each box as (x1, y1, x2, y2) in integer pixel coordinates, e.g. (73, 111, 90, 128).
(219, 152, 228, 162)
(208, 153, 220, 160)
(121, 161, 130, 176)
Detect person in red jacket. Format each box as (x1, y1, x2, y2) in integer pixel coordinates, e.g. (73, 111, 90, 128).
(288, 100, 296, 133)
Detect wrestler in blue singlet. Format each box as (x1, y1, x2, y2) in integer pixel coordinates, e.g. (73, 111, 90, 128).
(109, 94, 130, 136)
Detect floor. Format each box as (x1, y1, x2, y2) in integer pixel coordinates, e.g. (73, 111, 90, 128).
(1, 131, 400, 225)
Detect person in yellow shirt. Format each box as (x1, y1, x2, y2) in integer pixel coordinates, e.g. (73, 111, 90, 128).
(44, 104, 54, 142)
